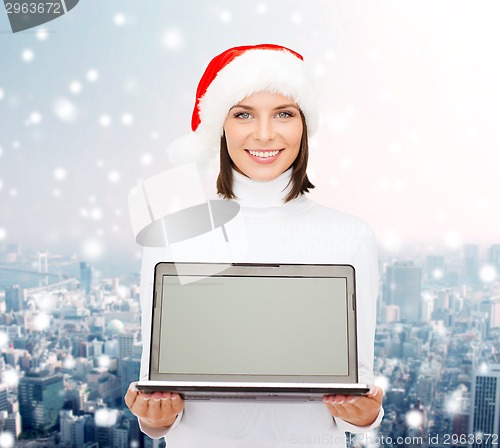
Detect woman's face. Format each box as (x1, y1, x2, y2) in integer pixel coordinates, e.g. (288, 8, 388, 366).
(223, 91, 303, 181)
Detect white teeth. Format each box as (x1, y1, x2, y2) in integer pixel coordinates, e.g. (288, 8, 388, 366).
(248, 150, 280, 158)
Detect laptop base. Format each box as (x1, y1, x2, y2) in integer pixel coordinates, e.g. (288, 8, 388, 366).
(136, 381, 369, 401)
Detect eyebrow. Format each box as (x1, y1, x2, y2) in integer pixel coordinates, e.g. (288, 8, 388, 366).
(230, 103, 300, 111)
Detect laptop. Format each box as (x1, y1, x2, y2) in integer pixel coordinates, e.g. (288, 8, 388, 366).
(136, 262, 370, 401)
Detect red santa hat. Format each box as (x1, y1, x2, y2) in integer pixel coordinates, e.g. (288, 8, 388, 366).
(166, 44, 319, 166)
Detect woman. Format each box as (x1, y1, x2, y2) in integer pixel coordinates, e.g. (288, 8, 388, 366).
(125, 44, 384, 447)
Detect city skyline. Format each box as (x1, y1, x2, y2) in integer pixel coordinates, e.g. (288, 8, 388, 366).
(1, 2, 500, 263)
(1, 242, 500, 446)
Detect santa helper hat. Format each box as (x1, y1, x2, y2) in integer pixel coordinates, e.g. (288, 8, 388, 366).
(166, 44, 319, 166)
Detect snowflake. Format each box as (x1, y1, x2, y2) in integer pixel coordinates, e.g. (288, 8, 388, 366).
(162, 28, 183, 50)
(479, 264, 497, 283)
(220, 11, 232, 23)
(1, 370, 19, 388)
(33, 313, 51, 331)
(21, 49, 34, 62)
(95, 408, 118, 427)
(374, 375, 390, 392)
(381, 231, 402, 252)
(82, 238, 103, 259)
(256, 3, 268, 14)
(53, 98, 78, 122)
(35, 28, 48, 40)
(405, 409, 424, 428)
(0, 431, 15, 448)
(108, 171, 120, 183)
(98, 355, 111, 369)
(141, 153, 153, 166)
(290, 12, 302, 24)
(87, 69, 99, 82)
(69, 81, 82, 94)
(0, 331, 8, 348)
(113, 13, 126, 26)
(64, 357, 76, 369)
(444, 230, 462, 249)
(99, 114, 112, 127)
(122, 113, 134, 126)
(432, 268, 444, 280)
(29, 111, 42, 125)
(90, 208, 103, 220)
(0, 88, 4, 100)
(54, 167, 67, 181)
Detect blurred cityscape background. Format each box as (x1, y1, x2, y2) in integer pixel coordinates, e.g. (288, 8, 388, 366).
(0, 241, 499, 447)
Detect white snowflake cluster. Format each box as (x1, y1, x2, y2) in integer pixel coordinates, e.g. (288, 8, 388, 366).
(0, 331, 8, 348)
(98, 354, 111, 369)
(405, 409, 424, 428)
(94, 408, 118, 427)
(33, 313, 51, 331)
(53, 98, 78, 123)
(53, 167, 67, 181)
(220, 11, 232, 23)
(444, 384, 467, 414)
(256, 3, 268, 14)
(35, 28, 48, 41)
(0, 431, 15, 448)
(0, 228, 6, 241)
(374, 375, 390, 392)
(21, 49, 34, 62)
(141, 153, 153, 166)
(1, 369, 19, 388)
(63, 357, 76, 370)
(444, 230, 462, 249)
(87, 69, 99, 82)
(479, 264, 497, 283)
(69, 81, 82, 94)
(113, 13, 126, 26)
(162, 29, 183, 50)
(82, 238, 104, 260)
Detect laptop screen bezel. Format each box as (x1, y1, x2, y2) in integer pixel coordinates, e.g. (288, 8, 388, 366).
(149, 262, 358, 384)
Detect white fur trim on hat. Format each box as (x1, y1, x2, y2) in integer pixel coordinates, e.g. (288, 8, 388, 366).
(199, 48, 319, 140)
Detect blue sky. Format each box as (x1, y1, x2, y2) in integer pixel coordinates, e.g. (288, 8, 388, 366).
(1, 0, 499, 269)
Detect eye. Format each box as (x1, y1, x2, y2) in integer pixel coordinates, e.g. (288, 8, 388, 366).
(276, 111, 293, 119)
(234, 112, 252, 119)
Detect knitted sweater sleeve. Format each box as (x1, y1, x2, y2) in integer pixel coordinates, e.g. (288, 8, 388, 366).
(136, 247, 184, 439)
(333, 223, 384, 433)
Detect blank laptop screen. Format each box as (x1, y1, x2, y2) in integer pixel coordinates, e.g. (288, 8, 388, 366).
(158, 276, 349, 376)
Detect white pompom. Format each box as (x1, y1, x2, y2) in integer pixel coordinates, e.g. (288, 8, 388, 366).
(166, 132, 218, 167)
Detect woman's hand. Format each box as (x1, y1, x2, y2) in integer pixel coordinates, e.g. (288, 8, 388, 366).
(323, 385, 383, 427)
(125, 383, 185, 429)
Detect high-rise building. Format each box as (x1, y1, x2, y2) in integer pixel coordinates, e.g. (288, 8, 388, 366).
(118, 332, 135, 359)
(119, 357, 141, 399)
(60, 409, 87, 447)
(487, 244, 500, 271)
(0, 384, 8, 412)
(80, 262, 93, 294)
(384, 261, 422, 322)
(5, 285, 24, 312)
(18, 370, 65, 434)
(469, 363, 500, 448)
(425, 255, 445, 283)
(464, 244, 480, 288)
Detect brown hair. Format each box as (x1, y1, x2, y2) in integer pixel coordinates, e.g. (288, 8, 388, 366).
(216, 110, 315, 203)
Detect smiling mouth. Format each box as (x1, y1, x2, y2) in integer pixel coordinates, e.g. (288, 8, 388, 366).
(245, 149, 283, 158)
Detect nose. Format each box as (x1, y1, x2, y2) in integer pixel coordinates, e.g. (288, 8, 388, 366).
(253, 117, 274, 143)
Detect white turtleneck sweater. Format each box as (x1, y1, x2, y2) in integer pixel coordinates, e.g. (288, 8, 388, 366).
(137, 168, 383, 447)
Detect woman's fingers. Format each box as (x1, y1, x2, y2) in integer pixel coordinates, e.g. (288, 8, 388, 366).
(323, 387, 384, 426)
(124, 384, 185, 428)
